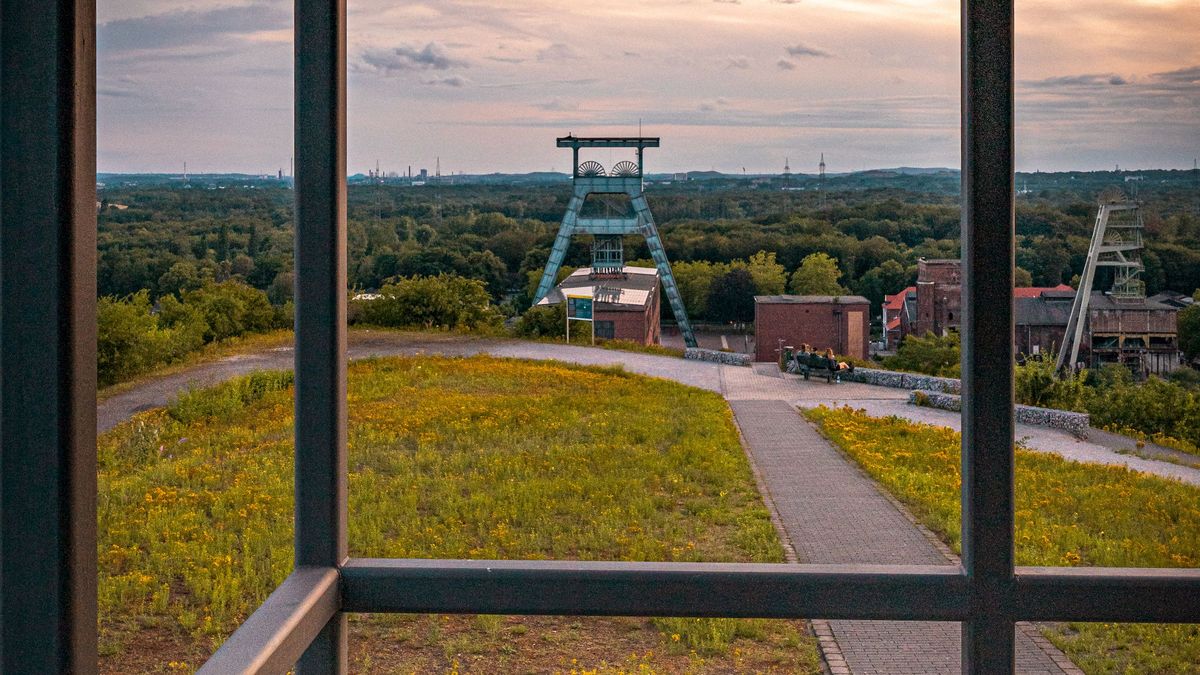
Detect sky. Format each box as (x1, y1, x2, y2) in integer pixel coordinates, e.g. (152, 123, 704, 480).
(97, 0, 1200, 175)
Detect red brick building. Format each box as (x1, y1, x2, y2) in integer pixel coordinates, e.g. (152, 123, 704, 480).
(536, 266, 661, 345)
(909, 257, 1074, 339)
(753, 295, 871, 362)
(882, 286, 915, 349)
(914, 258, 962, 337)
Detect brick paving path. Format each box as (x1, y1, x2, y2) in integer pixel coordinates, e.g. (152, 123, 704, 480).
(727, 398, 1077, 675)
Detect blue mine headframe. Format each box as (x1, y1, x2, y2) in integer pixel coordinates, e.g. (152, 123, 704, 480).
(533, 135, 697, 347)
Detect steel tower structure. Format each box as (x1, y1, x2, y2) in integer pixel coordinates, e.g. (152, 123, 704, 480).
(533, 135, 696, 347)
(1055, 201, 1145, 371)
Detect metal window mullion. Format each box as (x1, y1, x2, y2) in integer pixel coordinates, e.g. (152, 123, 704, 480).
(294, 0, 348, 671)
(960, 0, 1016, 672)
(0, 0, 98, 670)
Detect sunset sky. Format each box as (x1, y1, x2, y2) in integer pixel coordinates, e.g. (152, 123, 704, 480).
(97, 0, 1200, 174)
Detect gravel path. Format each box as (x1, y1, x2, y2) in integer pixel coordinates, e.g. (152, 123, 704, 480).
(98, 331, 721, 434)
(813, 396, 1200, 487)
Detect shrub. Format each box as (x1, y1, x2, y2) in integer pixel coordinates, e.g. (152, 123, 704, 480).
(354, 274, 502, 331)
(1014, 355, 1087, 411)
(883, 331, 961, 377)
(98, 280, 286, 388)
(1085, 376, 1200, 448)
(514, 304, 566, 338)
(97, 291, 207, 387)
(177, 280, 279, 342)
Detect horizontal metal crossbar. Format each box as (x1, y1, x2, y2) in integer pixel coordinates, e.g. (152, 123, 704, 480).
(557, 136, 660, 148)
(341, 560, 1200, 622)
(342, 559, 969, 619)
(1014, 567, 1200, 622)
(197, 567, 339, 675)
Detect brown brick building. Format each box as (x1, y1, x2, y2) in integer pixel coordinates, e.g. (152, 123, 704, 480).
(914, 258, 962, 337)
(536, 265, 661, 345)
(753, 295, 871, 362)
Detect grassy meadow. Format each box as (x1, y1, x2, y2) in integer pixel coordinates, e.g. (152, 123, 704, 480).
(805, 405, 1200, 674)
(98, 356, 820, 673)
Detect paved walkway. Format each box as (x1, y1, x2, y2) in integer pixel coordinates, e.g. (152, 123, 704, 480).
(727, 399, 1075, 674)
(103, 334, 1200, 673)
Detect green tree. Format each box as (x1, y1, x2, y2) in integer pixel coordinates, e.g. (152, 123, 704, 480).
(789, 252, 846, 295)
(743, 250, 787, 295)
(1014, 266, 1033, 287)
(1179, 300, 1200, 364)
(706, 268, 757, 323)
(670, 260, 723, 319)
(854, 260, 911, 311)
(525, 266, 576, 300)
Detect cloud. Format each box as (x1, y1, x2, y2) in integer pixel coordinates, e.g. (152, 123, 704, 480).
(777, 59, 797, 70)
(727, 56, 751, 69)
(774, 0, 802, 3)
(477, 77, 599, 89)
(99, 86, 144, 99)
(785, 43, 831, 58)
(1025, 73, 1129, 88)
(424, 75, 469, 87)
(537, 43, 580, 61)
(534, 98, 579, 111)
(698, 97, 731, 112)
(713, 0, 741, 4)
(358, 42, 468, 74)
(1153, 65, 1200, 83)
(98, 3, 289, 53)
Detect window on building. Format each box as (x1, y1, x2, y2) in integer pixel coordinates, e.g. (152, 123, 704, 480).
(594, 320, 615, 339)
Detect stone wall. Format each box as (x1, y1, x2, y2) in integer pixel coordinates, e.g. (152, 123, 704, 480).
(908, 389, 1090, 438)
(684, 348, 751, 366)
(841, 367, 961, 394)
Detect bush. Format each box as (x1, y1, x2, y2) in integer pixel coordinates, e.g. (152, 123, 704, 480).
(97, 291, 207, 387)
(1085, 376, 1200, 448)
(1014, 355, 1088, 411)
(354, 274, 502, 331)
(177, 280, 279, 342)
(98, 280, 286, 388)
(514, 304, 566, 338)
(883, 331, 961, 377)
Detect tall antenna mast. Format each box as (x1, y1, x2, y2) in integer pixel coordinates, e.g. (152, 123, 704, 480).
(818, 153, 826, 207)
(1193, 157, 1199, 216)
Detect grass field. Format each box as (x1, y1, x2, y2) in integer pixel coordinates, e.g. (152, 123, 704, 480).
(805, 405, 1200, 675)
(98, 356, 820, 673)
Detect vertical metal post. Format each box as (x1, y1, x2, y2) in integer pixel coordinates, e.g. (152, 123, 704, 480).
(1, 0, 98, 670)
(960, 0, 1015, 672)
(294, 0, 348, 671)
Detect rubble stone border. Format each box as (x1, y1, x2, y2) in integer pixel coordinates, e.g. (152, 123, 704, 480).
(684, 347, 751, 366)
(909, 389, 1090, 438)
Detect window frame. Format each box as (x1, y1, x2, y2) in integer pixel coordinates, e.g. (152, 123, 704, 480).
(1, 1, 1197, 674)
